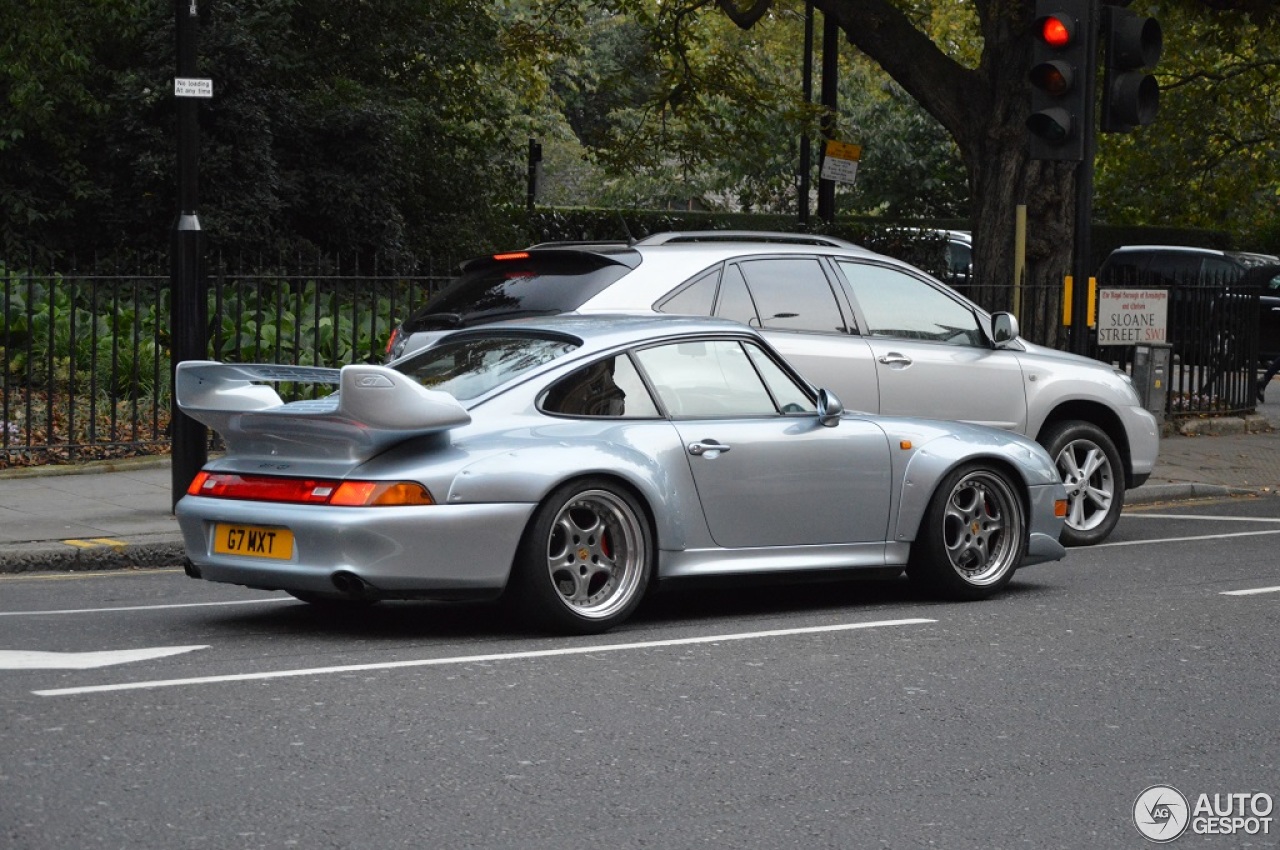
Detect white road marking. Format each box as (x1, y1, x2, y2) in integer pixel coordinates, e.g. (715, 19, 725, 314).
(32, 618, 936, 697)
(0, 569, 182, 582)
(1127, 513, 1280, 523)
(1, 646, 208, 670)
(1220, 586, 1280, 596)
(0, 598, 290, 617)
(1095, 529, 1280, 548)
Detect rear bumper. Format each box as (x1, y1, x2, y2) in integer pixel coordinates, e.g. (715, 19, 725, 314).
(176, 495, 535, 597)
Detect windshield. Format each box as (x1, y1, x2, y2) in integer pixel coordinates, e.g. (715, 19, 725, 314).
(393, 333, 579, 401)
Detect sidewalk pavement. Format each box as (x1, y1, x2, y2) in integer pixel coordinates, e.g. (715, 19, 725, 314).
(2, 400, 1279, 575)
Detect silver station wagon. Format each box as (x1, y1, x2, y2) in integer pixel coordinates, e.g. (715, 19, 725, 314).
(387, 233, 1160, 546)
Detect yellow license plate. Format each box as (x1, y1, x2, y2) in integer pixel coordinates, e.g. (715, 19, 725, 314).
(213, 523, 294, 560)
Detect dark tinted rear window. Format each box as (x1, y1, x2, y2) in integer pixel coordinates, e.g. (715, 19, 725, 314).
(403, 252, 638, 332)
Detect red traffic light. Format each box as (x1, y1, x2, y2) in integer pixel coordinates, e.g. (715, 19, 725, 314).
(1040, 15, 1073, 48)
(1027, 0, 1092, 161)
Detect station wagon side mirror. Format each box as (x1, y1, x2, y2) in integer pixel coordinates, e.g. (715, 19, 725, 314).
(816, 388, 844, 427)
(990, 312, 1020, 348)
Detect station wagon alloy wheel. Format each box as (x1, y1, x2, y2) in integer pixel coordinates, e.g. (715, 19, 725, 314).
(1042, 420, 1125, 547)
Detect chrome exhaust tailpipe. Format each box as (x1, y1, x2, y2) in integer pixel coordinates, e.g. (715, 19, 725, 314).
(330, 570, 370, 597)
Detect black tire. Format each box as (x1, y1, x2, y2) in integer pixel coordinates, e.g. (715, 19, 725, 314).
(907, 462, 1026, 600)
(1040, 420, 1125, 547)
(508, 478, 654, 635)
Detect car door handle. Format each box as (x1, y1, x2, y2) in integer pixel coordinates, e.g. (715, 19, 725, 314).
(878, 353, 913, 366)
(688, 440, 731, 457)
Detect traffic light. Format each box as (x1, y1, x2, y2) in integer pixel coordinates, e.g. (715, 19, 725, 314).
(1027, 0, 1095, 161)
(1101, 6, 1162, 133)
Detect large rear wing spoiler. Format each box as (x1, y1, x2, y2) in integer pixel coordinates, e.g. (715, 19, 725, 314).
(175, 361, 471, 464)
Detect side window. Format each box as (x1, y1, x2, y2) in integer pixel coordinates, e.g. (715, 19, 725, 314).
(656, 268, 720, 315)
(634, 340, 778, 417)
(744, 344, 815, 414)
(1202, 257, 1242, 285)
(1100, 253, 1149, 286)
(838, 261, 984, 346)
(712, 264, 760, 326)
(946, 241, 972, 276)
(541, 354, 660, 418)
(1147, 254, 1204, 287)
(738, 258, 847, 333)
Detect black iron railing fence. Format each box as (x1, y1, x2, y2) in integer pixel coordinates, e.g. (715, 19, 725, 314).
(2, 254, 455, 467)
(0, 256, 1263, 467)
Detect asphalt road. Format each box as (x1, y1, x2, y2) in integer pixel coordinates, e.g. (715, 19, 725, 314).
(2, 496, 1278, 850)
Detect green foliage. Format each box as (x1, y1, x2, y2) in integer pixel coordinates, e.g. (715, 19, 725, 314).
(1, 0, 523, 260)
(1095, 1, 1280, 251)
(0, 267, 408, 404)
(1, 266, 169, 397)
(208, 279, 399, 367)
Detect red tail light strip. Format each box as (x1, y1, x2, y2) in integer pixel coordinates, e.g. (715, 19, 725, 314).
(187, 472, 434, 506)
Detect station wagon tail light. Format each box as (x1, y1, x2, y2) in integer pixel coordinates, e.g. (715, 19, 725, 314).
(187, 472, 434, 506)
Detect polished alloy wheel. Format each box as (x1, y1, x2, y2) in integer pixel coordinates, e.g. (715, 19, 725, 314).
(544, 489, 647, 621)
(941, 470, 1022, 586)
(1055, 437, 1115, 533)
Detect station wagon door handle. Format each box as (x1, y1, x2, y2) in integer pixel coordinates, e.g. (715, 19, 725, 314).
(688, 440, 731, 457)
(878, 353, 912, 366)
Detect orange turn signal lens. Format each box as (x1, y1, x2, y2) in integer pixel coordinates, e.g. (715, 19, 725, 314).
(187, 471, 210, 495)
(330, 481, 435, 507)
(1054, 499, 1068, 518)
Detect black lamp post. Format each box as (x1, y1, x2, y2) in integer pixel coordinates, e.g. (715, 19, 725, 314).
(170, 0, 208, 509)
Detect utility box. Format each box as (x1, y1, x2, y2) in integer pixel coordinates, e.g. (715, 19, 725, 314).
(1131, 342, 1171, 423)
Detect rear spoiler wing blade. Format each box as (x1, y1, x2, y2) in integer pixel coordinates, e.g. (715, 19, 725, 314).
(175, 361, 471, 463)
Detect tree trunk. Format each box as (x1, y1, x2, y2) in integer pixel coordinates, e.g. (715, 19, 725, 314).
(809, 0, 1078, 337)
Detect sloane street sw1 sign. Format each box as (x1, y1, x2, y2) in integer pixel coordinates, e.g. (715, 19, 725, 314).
(1097, 288, 1168, 346)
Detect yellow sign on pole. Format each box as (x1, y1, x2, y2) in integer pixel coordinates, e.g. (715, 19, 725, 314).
(821, 141, 863, 185)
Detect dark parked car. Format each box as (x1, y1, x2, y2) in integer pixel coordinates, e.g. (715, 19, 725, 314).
(1097, 245, 1280, 288)
(1099, 246, 1280, 370)
(1241, 264, 1280, 365)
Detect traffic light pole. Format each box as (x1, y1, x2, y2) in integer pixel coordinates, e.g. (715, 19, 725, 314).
(1069, 0, 1099, 357)
(1070, 132, 1096, 356)
(171, 0, 208, 509)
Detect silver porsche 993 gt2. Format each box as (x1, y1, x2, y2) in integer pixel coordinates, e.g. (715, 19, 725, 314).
(175, 315, 1067, 634)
